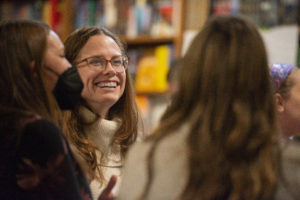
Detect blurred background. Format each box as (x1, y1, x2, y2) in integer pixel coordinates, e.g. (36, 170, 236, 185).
(1, 0, 299, 133)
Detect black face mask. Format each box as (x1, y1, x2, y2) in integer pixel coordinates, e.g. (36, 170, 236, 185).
(47, 66, 83, 110)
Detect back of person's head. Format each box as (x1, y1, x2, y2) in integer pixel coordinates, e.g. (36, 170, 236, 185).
(0, 20, 53, 125)
(149, 15, 279, 200)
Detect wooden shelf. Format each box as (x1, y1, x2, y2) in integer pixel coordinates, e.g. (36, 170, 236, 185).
(136, 91, 167, 96)
(119, 35, 175, 45)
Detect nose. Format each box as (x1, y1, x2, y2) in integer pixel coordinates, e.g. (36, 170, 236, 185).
(103, 61, 116, 75)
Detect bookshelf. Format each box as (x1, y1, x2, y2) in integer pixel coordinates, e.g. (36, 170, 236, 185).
(210, 0, 298, 28)
(0, 0, 186, 133)
(120, 36, 174, 46)
(210, 0, 299, 66)
(0, 0, 185, 94)
(0, 0, 73, 41)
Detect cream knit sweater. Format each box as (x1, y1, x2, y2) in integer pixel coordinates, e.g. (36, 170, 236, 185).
(70, 106, 123, 200)
(118, 123, 300, 200)
(118, 124, 190, 200)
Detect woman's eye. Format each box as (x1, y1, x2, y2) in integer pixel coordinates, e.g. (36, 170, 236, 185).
(89, 58, 103, 66)
(112, 59, 122, 66)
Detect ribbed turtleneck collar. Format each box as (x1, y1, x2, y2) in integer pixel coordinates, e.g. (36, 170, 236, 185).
(79, 106, 121, 161)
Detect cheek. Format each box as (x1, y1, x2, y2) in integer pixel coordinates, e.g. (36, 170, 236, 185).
(45, 55, 69, 74)
(284, 94, 300, 117)
(44, 54, 54, 68)
(60, 59, 71, 72)
(290, 89, 300, 106)
(78, 68, 90, 86)
(43, 70, 58, 92)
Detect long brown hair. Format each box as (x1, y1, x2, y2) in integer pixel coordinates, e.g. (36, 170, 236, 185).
(63, 27, 140, 183)
(143, 15, 279, 200)
(0, 20, 60, 132)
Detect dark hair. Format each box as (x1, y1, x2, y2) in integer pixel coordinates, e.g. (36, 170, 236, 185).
(0, 20, 60, 132)
(142, 15, 279, 200)
(63, 26, 140, 183)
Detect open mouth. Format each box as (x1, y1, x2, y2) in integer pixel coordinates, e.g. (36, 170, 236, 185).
(96, 81, 118, 88)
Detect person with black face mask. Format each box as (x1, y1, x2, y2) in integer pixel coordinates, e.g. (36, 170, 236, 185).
(0, 20, 115, 200)
(46, 65, 83, 110)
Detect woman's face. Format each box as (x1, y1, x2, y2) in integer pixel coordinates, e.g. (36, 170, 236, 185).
(75, 35, 126, 118)
(44, 30, 71, 91)
(277, 68, 300, 137)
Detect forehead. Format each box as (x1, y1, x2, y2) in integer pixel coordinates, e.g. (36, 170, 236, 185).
(78, 35, 121, 58)
(47, 30, 63, 50)
(290, 68, 300, 83)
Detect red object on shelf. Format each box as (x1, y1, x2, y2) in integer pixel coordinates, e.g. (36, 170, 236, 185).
(160, 4, 173, 22)
(51, 0, 60, 31)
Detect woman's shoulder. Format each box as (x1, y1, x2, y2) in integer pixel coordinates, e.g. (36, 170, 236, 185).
(118, 140, 153, 199)
(22, 118, 62, 137)
(126, 123, 190, 163)
(281, 140, 300, 162)
(118, 124, 190, 200)
(20, 118, 67, 155)
(281, 140, 300, 174)
(125, 140, 153, 166)
(275, 140, 300, 200)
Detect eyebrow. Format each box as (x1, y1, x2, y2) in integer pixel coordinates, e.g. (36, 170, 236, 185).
(83, 55, 123, 60)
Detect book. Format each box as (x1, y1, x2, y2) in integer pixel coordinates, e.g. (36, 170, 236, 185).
(135, 45, 171, 93)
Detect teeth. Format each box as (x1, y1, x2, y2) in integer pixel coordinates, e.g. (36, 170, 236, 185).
(97, 82, 117, 88)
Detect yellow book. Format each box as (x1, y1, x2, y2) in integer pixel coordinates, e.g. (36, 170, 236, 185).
(154, 45, 169, 92)
(42, 1, 51, 26)
(135, 45, 170, 93)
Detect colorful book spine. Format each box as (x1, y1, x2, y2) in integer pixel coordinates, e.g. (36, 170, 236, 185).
(42, 1, 51, 25)
(88, 0, 97, 26)
(50, 0, 60, 31)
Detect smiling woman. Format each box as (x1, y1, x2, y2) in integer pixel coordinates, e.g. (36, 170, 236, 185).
(74, 34, 127, 118)
(63, 26, 141, 199)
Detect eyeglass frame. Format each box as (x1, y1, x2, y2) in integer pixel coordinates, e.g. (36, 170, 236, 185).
(75, 55, 129, 72)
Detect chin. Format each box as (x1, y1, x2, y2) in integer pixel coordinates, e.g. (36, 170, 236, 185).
(101, 97, 120, 107)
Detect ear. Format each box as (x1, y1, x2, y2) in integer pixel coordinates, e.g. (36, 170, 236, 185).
(29, 61, 35, 71)
(275, 93, 285, 113)
(30, 61, 39, 78)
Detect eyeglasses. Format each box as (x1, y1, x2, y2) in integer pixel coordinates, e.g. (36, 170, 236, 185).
(76, 55, 128, 73)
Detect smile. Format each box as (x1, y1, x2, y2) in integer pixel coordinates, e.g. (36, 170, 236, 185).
(96, 81, 117, 88)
